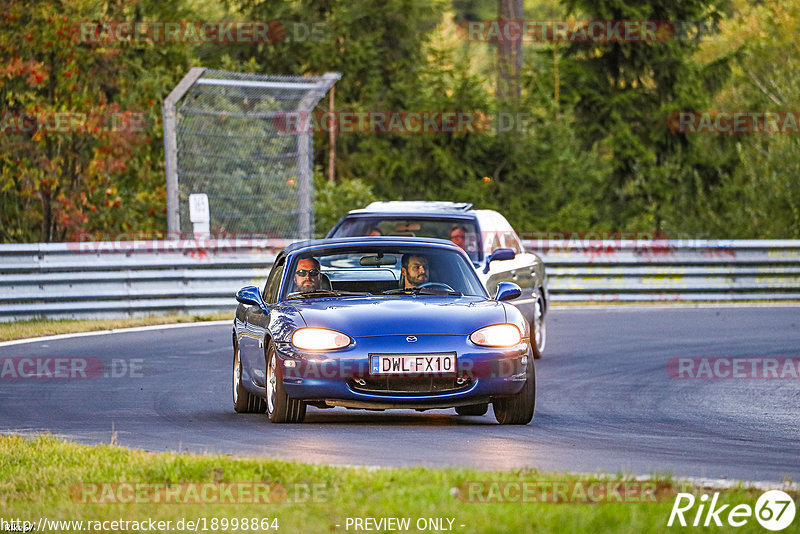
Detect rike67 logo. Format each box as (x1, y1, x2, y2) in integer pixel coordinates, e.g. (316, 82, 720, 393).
(668, 490, 796, 531)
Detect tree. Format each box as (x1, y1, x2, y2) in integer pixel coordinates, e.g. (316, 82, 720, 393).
(558, 0, 732, 233)
(0, 0, 197, 242)
(496, 0, 524, 101)
(665, 0, 800, 237)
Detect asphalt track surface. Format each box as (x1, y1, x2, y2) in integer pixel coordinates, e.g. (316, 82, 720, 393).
(1, 306, 798, 482)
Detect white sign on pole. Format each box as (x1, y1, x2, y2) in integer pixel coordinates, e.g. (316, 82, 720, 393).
(189, 193, 210, 237)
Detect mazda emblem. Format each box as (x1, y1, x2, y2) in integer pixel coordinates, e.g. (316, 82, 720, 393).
(406, 336, 417, 343)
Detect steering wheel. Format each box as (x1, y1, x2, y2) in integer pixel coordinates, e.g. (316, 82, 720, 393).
(419, 282, 456, 292)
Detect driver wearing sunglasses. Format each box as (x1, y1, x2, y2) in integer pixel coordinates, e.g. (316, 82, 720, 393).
(294, 257, 322, 293)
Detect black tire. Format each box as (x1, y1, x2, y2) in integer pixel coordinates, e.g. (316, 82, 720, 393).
(232, 337, 266, 413)
(531, 293, 546, 359)
(265, 341, 306, 423)
(455, 403, 489, 416)
(493, 352, 535, 425)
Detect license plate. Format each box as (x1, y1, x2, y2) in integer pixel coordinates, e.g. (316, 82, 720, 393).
(370, 353, 457, 376)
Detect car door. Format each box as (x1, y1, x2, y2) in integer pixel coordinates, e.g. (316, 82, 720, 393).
(478, 217, 542, 324)
(483, 234, 531, 305)
(238, 257, 286, 390)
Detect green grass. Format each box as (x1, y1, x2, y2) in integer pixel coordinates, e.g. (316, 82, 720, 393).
(0, 313, 231, 342)
(0, 435, 788, 533)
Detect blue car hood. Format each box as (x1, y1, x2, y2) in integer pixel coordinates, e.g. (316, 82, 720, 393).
(291, 296, 507, 337)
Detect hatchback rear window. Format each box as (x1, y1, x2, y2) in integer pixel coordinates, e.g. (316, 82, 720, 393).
(331, 217, 481, 262)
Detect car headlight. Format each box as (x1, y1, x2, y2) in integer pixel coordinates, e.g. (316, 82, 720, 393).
(470, 324, 522, 347)
(292, 328, 351, 351)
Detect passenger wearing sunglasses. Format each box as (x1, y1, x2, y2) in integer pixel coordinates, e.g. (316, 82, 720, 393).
(294, 257, 322, 293)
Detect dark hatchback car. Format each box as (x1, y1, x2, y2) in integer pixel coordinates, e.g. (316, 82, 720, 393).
(327, 201, 548, 357)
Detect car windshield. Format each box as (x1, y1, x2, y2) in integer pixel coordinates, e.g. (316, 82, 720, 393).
(330, 217, 481, 262)
(283, 245, 486, 300)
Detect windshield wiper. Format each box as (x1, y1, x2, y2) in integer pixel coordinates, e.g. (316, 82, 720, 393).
(287, 289, 369, 299)
(382, 287, 462, 296)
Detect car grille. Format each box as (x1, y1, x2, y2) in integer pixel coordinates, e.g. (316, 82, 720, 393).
(348, 376, 472, 395)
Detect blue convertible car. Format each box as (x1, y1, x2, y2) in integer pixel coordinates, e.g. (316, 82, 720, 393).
(232, 237, 535, 424)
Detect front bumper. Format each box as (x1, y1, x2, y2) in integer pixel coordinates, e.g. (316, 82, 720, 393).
(275, 334, 530, 408)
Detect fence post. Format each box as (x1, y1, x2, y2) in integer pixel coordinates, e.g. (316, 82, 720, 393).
(163, 67, 207, 238)
(296, 72, 341, 239)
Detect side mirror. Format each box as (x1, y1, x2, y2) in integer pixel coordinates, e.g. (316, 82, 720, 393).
(236, 286, 268, 312)
(483, 247, 516, 274)
(494, 282, 521, 302)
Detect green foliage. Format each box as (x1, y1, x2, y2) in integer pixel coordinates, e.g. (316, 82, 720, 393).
(1, 0, 798, 242)
(556, 0, 734, 233)
(229, 4, 614, 234)
(702, 0, 800, 237)
(0, 0, 200, 242)
(712, 138, 800, 237)
(313, 170, 376, 236)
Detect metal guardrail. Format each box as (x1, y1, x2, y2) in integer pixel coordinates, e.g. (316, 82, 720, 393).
(1, 239, 798, 321)
(528, 239, 800, 302)
(0, 240, 282, 322)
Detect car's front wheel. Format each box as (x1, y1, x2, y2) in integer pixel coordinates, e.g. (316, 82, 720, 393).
(493, 353, 535, 425)
(232, 336, 266, 413)
(265, 341, 306, 423)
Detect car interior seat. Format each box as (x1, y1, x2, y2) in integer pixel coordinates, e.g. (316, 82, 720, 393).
(319, 272, 332, 290)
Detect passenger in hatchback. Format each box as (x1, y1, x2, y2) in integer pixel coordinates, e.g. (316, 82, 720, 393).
(449, 224, 468, 250)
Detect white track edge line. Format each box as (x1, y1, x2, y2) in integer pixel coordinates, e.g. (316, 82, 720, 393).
(0, 320, 231, 348)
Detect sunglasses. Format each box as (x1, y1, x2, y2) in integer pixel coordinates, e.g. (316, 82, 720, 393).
(295, 269, 320, 277)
